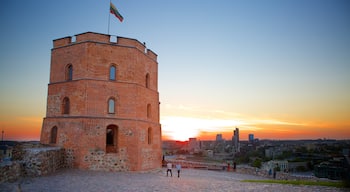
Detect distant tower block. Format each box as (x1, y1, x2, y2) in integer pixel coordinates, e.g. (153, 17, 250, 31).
(40, 32, 162, 171)
(249, 134, 254, 143)
(216, 134, 223, 142)
(232, 127, 240, 153)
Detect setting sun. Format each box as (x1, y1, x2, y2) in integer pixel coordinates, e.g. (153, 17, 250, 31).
(161, 116, 243, 141)
(161, 117, 200, 141)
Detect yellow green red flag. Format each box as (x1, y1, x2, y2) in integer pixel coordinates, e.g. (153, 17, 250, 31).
(110, 2, 123, 22)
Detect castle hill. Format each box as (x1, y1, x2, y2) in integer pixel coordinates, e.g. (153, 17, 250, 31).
(0, 32, 349, 191)
(1, 1, 350, 191)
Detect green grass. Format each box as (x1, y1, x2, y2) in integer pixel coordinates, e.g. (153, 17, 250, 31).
(242, 179, 346, 188)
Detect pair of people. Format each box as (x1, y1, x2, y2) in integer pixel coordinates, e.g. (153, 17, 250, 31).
(166, 162, 181, 178)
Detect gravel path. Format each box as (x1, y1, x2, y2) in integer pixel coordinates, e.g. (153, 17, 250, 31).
(0, 168, 346, 192)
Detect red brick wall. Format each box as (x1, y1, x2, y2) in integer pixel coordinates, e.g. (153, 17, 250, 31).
(41, 32, 161, 171)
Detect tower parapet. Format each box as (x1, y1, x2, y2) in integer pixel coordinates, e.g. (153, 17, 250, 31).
(53, 32, 157, 61)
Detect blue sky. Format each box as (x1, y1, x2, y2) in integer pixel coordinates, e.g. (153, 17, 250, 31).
(0, 0, 349, 141)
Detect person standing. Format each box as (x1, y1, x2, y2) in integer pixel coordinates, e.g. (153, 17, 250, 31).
(176, 163, 181, 178)
(273, 167, 277, 179)
(166, 162, 172, 177)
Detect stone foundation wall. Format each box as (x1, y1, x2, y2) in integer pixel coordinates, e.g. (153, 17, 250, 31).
(83, 148, 129, 171)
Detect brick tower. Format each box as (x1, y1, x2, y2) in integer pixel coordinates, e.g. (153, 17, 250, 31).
(40, 32, 162, 171)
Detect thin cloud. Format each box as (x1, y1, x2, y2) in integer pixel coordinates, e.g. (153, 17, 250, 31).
(161, 116, 242, 133)
(245, 119, 306, 126)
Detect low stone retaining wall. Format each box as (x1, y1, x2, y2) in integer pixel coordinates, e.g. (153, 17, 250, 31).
(0, 162, 22, 183)
(22, 147, 66, 177)
(166, 159, 224, 170)
(0, 144, 66, 183)
(235, 166, 320, 181)
(166, 160, 322, 181)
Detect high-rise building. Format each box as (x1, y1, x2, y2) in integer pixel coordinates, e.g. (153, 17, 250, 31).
(216, 134, 223, 142)
(249, 134, 254, 143)
(40, 32, 161, 171)
(232, 127, 240, 152)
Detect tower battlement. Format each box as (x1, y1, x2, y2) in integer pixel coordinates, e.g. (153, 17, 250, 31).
(53, 32, 157, 61)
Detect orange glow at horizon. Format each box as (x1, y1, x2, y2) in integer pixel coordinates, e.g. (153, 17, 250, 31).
(163, 123, 350, 141)
(1, 116, 42, 141)
(160, 114, 350, 141)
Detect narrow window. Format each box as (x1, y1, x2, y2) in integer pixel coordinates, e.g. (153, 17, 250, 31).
(145, 73, 150, 88)
(108, 98, 115, 114)
(148, 127, 152, 144)
(106, 127, 114, 145)
(147, 104, 151, 118)
(66, 64, 73, 81)
(106, 125, 118, 153)
(62, 97, 70, 114)
(110, 65, 116, 80)
(50, 126, 58, 144)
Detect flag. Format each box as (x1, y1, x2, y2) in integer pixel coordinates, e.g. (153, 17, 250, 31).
(110, 2, 124, 22)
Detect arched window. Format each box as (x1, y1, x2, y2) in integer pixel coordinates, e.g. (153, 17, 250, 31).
(106, 125, 118, 153)
(62, 97, 70, 114)
(145, 73, 150, 88)
(109, 65, 116, 80)
(50, 126, 58, 144)
(148, 127, 152, 144)
(147, 104, 151, 118)
(65, 64, 73, 81)
(108, 98, 115, 114)
(106, 126, 114, 145)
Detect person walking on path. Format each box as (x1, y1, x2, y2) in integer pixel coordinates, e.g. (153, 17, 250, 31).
(166, 162, 172, 177)
(176, 163, 181, 178)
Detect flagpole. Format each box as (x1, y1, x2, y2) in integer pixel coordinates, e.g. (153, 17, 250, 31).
(108, 0, 111, 34)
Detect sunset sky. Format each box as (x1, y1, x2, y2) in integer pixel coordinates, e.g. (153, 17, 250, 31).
(0, 0, 349, 141)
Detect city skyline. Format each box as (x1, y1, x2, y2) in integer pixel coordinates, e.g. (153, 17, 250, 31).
(1, 0, 350, 141)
